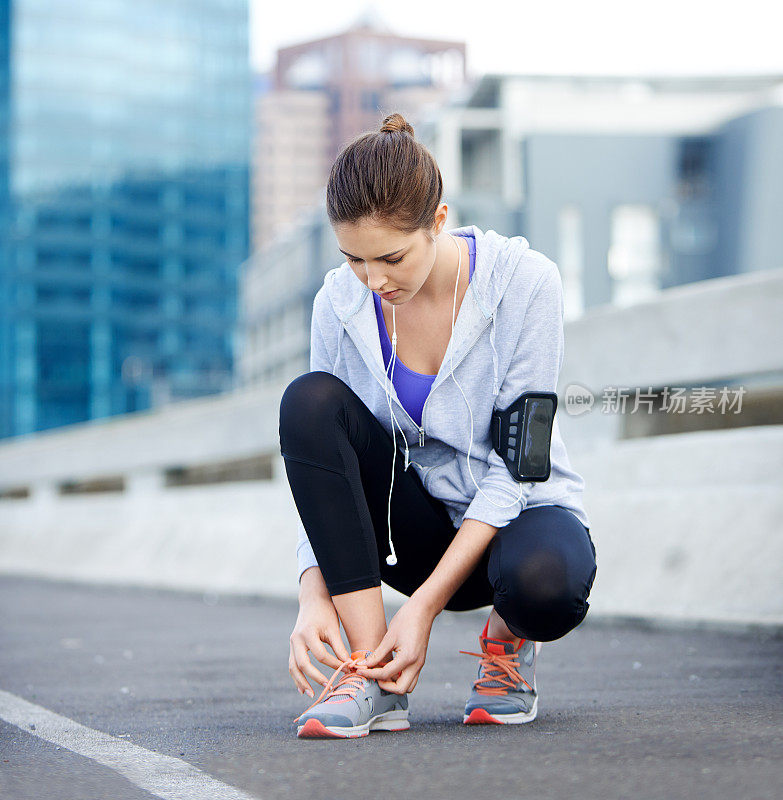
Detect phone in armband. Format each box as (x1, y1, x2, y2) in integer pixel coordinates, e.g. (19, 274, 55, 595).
(490, 391, 558, 482)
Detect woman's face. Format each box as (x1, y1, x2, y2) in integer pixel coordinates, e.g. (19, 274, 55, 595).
(334, 218, 439, 305)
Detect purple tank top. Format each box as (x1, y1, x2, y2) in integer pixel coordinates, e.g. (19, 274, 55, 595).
(372, 232, 476, 427)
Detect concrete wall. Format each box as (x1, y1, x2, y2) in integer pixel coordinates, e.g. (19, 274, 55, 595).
(572, 425, 783, 626)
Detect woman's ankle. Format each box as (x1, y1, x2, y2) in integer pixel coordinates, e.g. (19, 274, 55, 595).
(487, 609, 523, 645)
(332, 586, 387, 657)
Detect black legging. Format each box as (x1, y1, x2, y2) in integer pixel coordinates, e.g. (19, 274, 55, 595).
(279, 370, 598, 642)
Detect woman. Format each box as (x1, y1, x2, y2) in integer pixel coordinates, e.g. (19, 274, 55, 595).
(279, 112, 597, 739)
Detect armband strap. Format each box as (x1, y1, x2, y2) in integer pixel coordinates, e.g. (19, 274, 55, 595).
(490, 391, 558, 482)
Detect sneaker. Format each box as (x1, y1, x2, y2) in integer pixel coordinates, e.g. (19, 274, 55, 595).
(459, 615, 542, 724)
(293, 649, 410, 738)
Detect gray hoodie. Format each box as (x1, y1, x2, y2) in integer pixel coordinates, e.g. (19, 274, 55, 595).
(293, 224, 590, 583)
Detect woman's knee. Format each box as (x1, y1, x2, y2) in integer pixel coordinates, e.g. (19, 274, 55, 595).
(280, 370, 345, 415)
(493, 539, 597, 642)
(279, 371, 346, 448)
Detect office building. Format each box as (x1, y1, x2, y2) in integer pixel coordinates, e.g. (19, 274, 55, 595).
(0, 0, 251, 439)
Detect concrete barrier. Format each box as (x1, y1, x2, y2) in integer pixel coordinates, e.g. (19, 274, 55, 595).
(1, 269, 782, 627)
(572, 425, 783, 626)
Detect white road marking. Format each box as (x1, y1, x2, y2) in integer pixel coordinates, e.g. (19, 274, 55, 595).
(0, 688, 262, 800)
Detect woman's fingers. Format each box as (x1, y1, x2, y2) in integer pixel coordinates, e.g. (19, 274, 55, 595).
(298, 640, 331, 687)
(288, 640, 315, 697)
(379, 662, 420, 694)
(358, 632, 394, 668)
(290, 637, 329, 694)
(310, 637, 347, 672)
(326, 631, 352, 664)
(357, 655, 406, 682)
(394, 663, 419, 694)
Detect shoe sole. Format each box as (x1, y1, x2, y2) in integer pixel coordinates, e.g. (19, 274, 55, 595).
(463, 694, 538, 724)
(297, 709, 410, 739)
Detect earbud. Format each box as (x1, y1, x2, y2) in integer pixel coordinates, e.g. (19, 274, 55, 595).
(386, 554, 397, 566)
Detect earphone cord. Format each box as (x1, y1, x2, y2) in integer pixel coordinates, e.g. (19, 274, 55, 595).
(384, 232, 525, 568)
(447, 234, 525, 509)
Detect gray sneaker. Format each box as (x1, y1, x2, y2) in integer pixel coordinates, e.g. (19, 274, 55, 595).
(459, 616, 542, 724)
(294, 649, 410, 738)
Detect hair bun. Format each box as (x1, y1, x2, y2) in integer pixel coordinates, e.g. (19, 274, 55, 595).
(380, 112, 414, 137)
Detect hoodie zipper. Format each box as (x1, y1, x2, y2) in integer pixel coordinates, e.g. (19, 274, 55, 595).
(383, 378, 426, 447)
(372, 313, 494, 449)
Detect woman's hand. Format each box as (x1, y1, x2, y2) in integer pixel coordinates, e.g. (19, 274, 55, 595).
(289, 583, 352, 698)
(353, 595, 437, 694)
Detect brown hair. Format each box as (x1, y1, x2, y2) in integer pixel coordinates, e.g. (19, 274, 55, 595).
(326, 112, 443, 235)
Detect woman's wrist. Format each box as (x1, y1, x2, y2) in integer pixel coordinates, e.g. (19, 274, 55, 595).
(410, 519, 499, 619)
(298, 566, 330, 604)
(410, 584, 445, 619)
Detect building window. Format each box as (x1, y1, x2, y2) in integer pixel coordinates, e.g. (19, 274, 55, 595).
(677, 136, 712, 199)
(557, 204, 584, 320)
(608, 205, 662, 307)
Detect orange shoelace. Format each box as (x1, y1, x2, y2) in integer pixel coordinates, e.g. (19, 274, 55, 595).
(293, 653, 395, 723)
(458, 647, 534, 695)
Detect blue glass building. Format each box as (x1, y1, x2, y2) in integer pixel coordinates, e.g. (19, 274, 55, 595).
(0, 0, 250, 439)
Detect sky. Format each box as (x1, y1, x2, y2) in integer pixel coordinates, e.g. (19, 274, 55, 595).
(249, 0, 782, 79)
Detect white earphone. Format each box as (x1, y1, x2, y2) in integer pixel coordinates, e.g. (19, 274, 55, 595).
(382, 232, 525, 566)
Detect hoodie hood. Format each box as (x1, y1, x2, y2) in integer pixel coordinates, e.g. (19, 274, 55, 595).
(325, 224, 531, 398)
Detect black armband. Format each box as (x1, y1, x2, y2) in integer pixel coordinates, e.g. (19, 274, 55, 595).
(490, 391, 558, 482)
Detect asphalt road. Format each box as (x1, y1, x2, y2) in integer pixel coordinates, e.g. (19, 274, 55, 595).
(1, 574, 781, 800)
